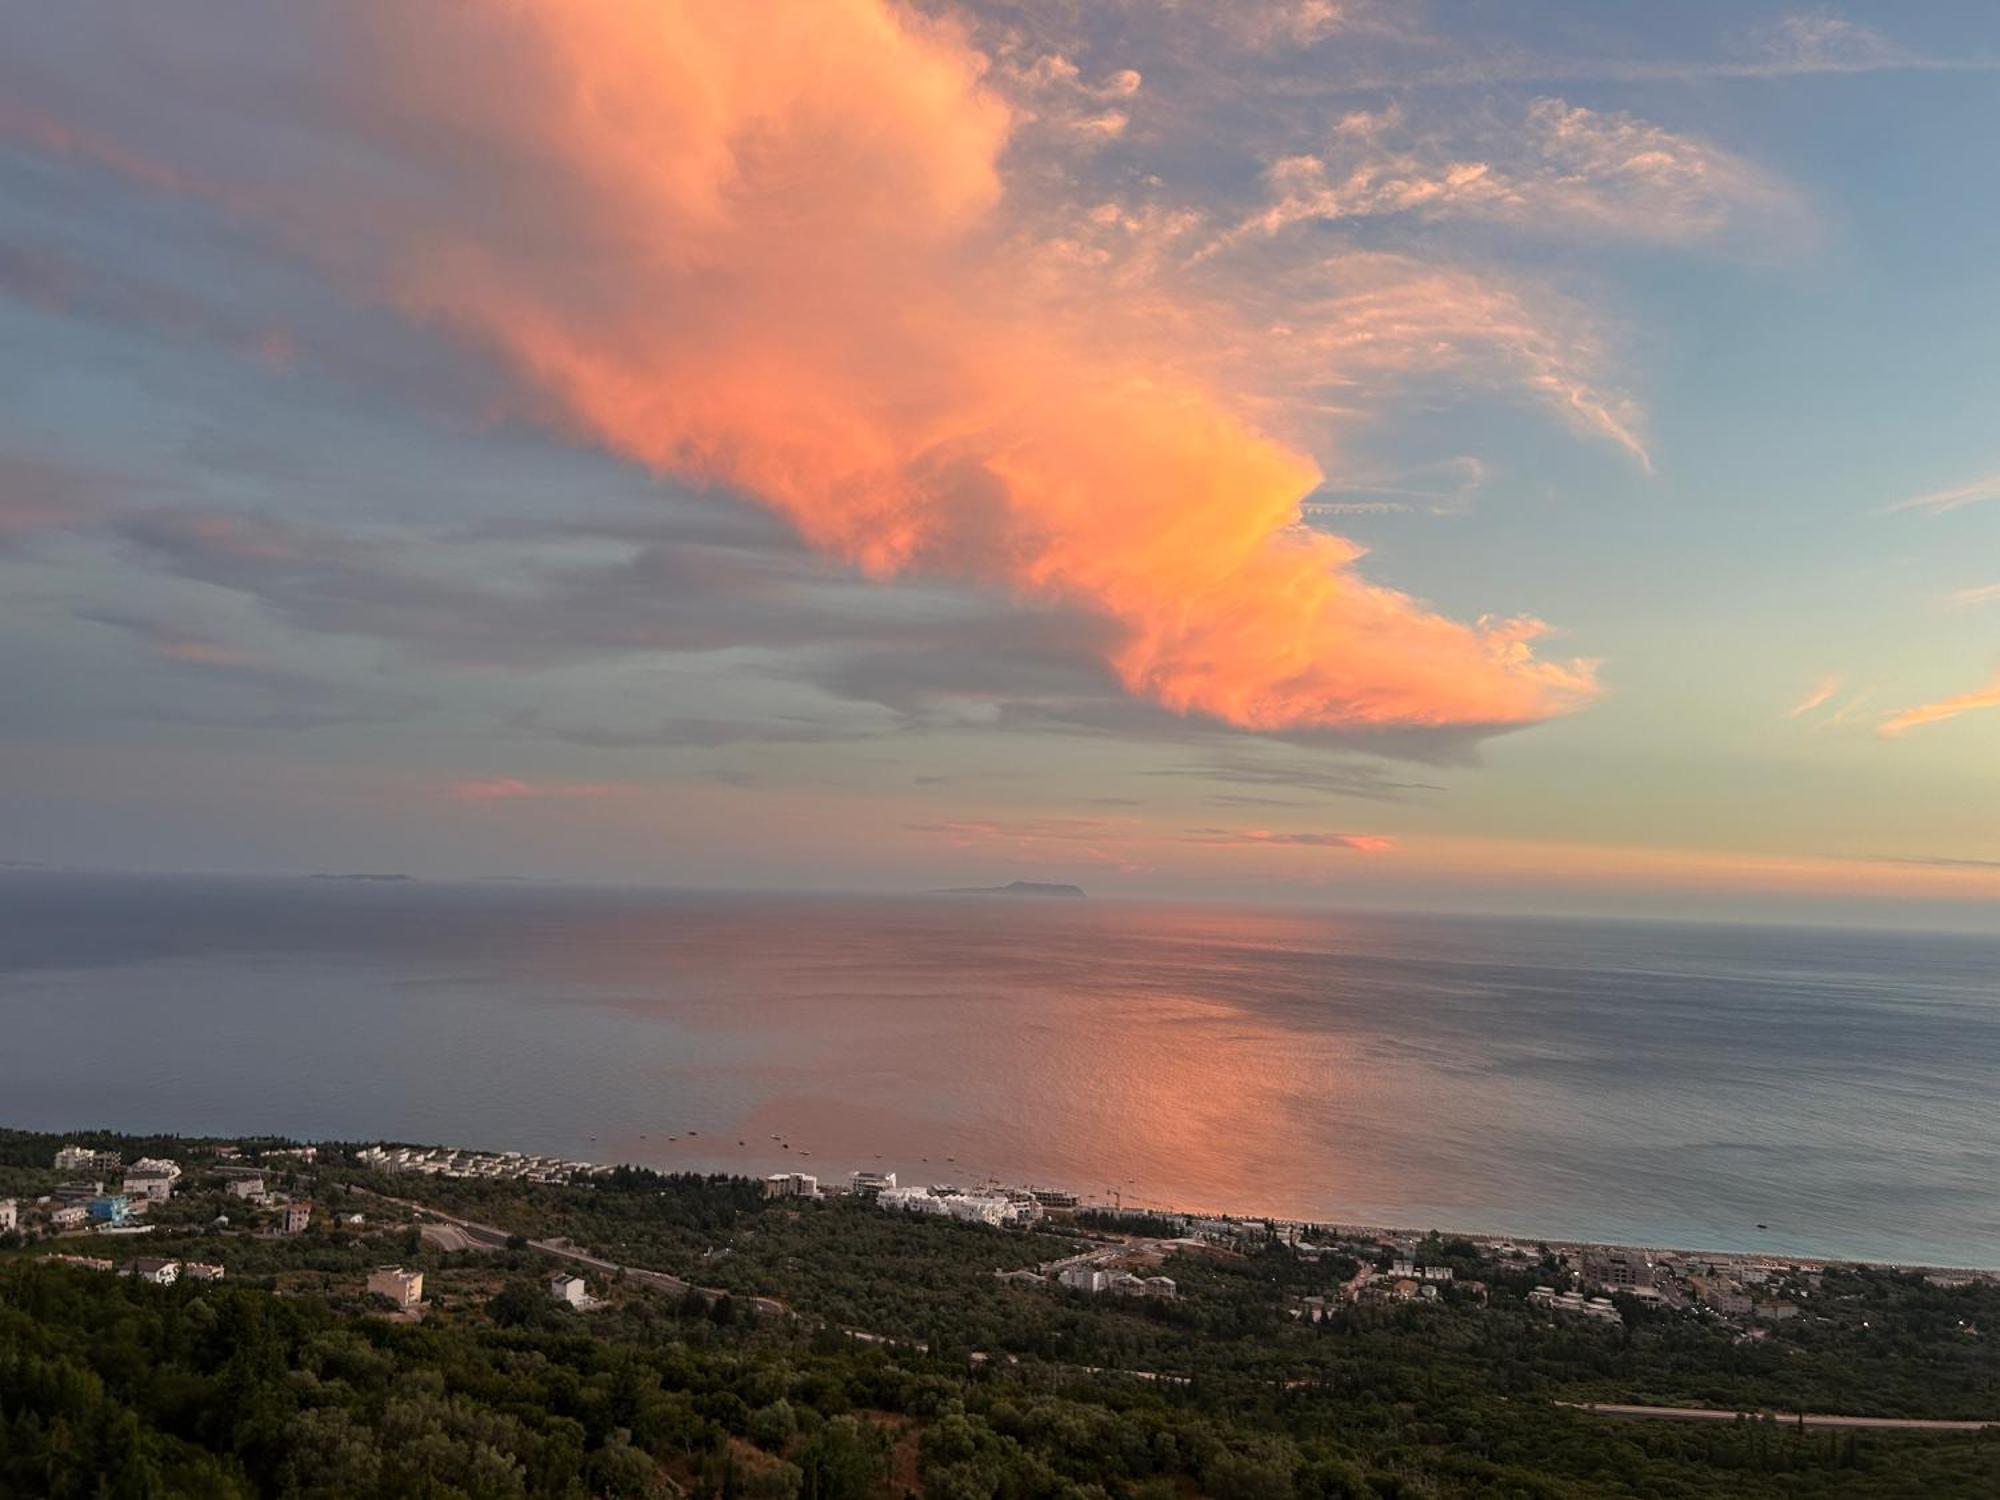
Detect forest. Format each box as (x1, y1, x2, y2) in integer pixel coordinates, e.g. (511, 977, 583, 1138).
(2, 1128, 1996, 1498)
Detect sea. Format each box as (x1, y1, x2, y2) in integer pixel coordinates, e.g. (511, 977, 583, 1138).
(3, 870, 1995, 1267)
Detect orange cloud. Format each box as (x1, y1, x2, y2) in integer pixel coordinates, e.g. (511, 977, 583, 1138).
(1879, 672, 2000, 738)
(1787, 672, 1841, 719)
(262, 0, 1596, 738)
(2, 3, 1604, 738)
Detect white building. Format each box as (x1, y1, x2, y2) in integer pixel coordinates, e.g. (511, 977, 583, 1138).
(0, 1199, 15, 1233)
(50, 1205, 89, 1230)
(183, 1262, 226, 1281)
(227, 1176, 265, 1199)
(763, 1172, 819, 1199)
(879, 1185, 1037, 1227)
(1529, 1286, 1622, 1323)
(550, 1273, 590, 1307)
(1059, 1264, 1175, 1298)
(281, 1201, 312, 1235)
(126, 1257, 180, 1286)
(123, 1171, 175, 1204)
(850, 1169, 897, 1195)
(130, 1157, 182, 1181)
(367, 1265, 424, 1308)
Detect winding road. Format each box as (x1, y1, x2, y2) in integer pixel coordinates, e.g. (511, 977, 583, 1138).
(356, 1187, 1997, 1434)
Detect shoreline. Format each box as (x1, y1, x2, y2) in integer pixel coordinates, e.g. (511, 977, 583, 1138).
(11, 1121, 1991, 1279)
(1047, 1193, 2000, 1280)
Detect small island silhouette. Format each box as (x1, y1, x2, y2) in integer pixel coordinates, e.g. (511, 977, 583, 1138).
(931, 880, 1086, 899)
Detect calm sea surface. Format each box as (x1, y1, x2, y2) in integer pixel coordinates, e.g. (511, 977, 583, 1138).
(3, 872, 1996, 1266)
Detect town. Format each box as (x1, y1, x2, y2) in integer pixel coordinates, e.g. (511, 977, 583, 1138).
(4, 1133, 1992, 1342)
(5, 1124, 1998, 1499)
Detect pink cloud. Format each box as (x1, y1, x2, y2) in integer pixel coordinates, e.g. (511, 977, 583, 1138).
(1787, 672, 1842, 719)
(4, 0, 1604, 741)
(1879, 673, 2000, 739)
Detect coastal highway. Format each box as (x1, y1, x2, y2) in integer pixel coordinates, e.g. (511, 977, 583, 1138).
(1563, 1402, 1997, 1432)
(355, 1188, 1997, 1434)
(354, 1188, 790, 1318)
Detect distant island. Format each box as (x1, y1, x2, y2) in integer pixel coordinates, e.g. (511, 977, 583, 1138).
(932, 880, 1086, 899)
(307, 872, 416, 882)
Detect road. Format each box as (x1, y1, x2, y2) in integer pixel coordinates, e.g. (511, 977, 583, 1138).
(355, 1187, 790, 1317)
(1563, 1402, 1996, 1433)
(353, 1188, 1998, 1433)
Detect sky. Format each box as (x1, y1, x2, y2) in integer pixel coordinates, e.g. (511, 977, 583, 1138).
(2, 0, 1997, 928)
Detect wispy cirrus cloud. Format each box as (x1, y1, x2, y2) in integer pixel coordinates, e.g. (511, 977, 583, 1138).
(1875, 854, 2000, 872)
(1787, 673, 1843, 719)
(1879, 672, 2000, 738)
(1944, 583, 2000, 611)
(1887, 469, 2000, 516)
(1175, 827, 1393, 852)
(1204, 97, 1801, 264)
(1140, 756, 1440, 800)
(1326, 11, 1998, 89)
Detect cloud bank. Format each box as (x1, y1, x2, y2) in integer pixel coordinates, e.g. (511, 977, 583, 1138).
(2, 0, 1613, 740)
(322, 0, 1604, 735)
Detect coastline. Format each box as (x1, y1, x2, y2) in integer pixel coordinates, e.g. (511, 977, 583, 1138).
(11, 1120, 1992, 1278)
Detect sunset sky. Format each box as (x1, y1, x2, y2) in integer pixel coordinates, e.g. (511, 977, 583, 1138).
(3, 1, 1997, 926)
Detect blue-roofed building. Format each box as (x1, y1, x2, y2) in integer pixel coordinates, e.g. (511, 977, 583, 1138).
(87, 1194, 131, 1226)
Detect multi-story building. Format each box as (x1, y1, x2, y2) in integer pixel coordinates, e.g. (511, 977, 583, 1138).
(123, 1170, 176, 1204)
(367, 1266, 424, 1309)
(1529, 1286, 1622, 1323)
(126, 1258, 181, 1285)
(849, 1169, 897, 1196)
(87, 1194, 131, 1225)
(0, 1199, 16, 1233)
(54, 1145, 122, 1173)
(281, 1201, 312, 1235)
(879, 1184, 1039, 1227)
(763, 1172, 819, 1198)
(1581, 1251, 1654, 1292)
(550, 1274, 590, 1307)
(50, 1205, 89, 1230)
(1058, 1264, 1176, 1298)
